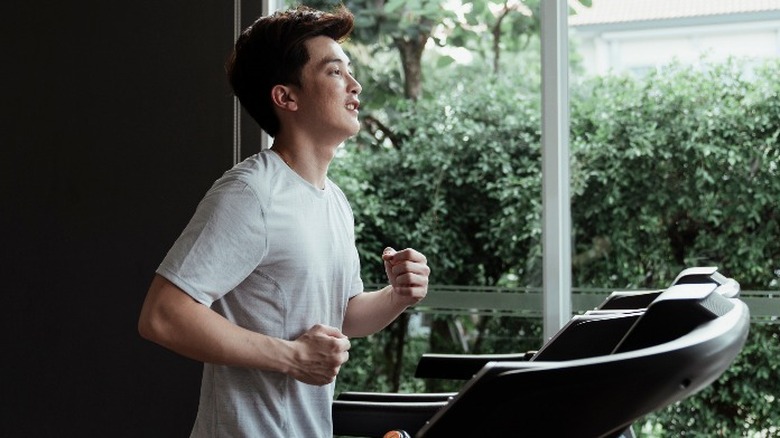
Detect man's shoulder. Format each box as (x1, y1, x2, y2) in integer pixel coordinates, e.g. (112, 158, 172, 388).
(227, 150, 278, 181)
(214, 150, 282, 198)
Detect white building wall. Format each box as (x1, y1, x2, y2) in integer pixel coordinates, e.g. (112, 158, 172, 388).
(572, 18, 780, 77)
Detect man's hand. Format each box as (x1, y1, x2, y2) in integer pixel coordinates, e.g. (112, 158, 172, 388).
(287, 324, 351, 386)
(383, 247, 430, 307)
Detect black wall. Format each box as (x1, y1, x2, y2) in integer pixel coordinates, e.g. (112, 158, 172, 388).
(3, 1, 263, 435)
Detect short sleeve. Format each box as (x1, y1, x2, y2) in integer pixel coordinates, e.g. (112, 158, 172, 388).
(349, 245, 364, 299)
(157, 178, 267, 306)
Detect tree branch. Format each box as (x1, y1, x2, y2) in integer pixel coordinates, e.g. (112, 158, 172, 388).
(363, 114, 404, 150)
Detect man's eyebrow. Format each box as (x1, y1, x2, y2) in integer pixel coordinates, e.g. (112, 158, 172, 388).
(318, 58, 351, 68)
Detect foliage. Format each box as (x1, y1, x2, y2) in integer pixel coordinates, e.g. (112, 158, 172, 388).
(333, 71, 543, 287)
(443, 0, 541, 75)
(570, 60, 780, 291)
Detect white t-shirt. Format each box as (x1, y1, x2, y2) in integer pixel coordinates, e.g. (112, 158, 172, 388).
(157, 150, 364, 437)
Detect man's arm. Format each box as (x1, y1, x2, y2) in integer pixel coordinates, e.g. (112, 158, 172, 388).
(342, 248, 430, 338)
(138, 274, 350, 385)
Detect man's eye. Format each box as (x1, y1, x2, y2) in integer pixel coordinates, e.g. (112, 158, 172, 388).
(333, 69, 341, 75)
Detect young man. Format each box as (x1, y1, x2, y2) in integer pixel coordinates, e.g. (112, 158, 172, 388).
(137, 5, 430, 437)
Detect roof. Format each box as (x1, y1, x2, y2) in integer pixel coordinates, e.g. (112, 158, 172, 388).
(569, 0, 780, 26)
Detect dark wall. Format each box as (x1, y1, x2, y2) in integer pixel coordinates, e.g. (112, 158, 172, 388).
(2, 1, 262, 435)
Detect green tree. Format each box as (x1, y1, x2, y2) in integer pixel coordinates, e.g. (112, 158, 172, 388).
(444, 0, 541, 75)
(299, 0, 454, 99)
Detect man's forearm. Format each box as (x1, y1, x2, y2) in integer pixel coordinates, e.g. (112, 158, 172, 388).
(341, 286, 410, 338)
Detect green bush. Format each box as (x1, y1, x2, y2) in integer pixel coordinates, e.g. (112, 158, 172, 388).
(334, 73, 543, 287)
(570, 61, 780, 290)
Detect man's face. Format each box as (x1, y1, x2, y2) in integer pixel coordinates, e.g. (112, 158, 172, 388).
(293, 36, 362, 143)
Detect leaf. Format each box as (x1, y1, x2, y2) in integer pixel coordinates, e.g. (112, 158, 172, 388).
(435, 55, 456, 68)
(384, 0, 407, 14)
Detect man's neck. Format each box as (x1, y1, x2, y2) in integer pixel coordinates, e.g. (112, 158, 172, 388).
(270, 136, 338, 190)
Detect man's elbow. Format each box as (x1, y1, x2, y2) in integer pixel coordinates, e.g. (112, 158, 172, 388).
(137, 278, 177, 345)
(138, 304, 164, 344)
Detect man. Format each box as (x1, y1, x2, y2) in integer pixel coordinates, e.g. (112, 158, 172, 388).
(138, 5, 430, 437)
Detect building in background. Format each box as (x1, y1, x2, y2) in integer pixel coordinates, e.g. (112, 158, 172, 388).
(570, 0, 780, 77)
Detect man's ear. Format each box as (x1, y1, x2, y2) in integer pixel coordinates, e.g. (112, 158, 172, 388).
(271, 85, 298, 111)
